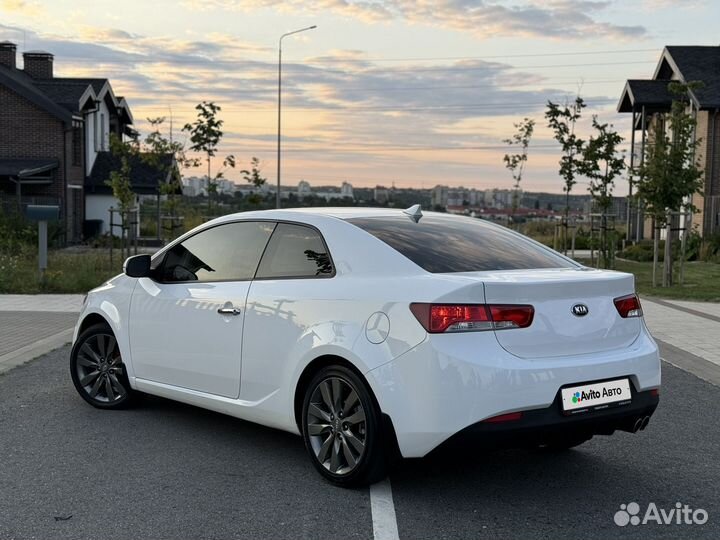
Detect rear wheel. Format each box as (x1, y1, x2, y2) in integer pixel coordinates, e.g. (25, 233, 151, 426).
(301, 365, 387, 486)
(70, 323, 135, 409)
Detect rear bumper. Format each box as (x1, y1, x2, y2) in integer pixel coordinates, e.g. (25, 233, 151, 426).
(366, 327, 661, 458)
(437, 388, 659, 452)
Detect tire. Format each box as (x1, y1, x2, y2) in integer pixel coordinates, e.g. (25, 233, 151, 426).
(70, 323, 136, 409)
(301, 365, 387, 487)
(536, 434, 592, 452)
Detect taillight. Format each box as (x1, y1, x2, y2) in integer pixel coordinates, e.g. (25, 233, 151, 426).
(482, 411, 523, 423)
(614, 294, 643, 318)
(489, 305, 535, 330)
(410, 303, 534, 333)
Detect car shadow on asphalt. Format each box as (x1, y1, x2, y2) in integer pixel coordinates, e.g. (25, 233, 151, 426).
(130, 392, 371, 493)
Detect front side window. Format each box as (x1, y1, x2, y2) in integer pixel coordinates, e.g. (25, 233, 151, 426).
(346, 214, 575, 273)
(255, 223, 333, 279)
(158, 221, 275, 282)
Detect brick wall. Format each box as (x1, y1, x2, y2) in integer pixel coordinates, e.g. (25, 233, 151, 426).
(0, 84, 84, 241)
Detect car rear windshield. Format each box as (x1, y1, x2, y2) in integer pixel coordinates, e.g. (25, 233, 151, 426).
(346, 214, 576, 273)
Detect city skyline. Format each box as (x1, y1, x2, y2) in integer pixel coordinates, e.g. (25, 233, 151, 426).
(1, 0, 718, 193)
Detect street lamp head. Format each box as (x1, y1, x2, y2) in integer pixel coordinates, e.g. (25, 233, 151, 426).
(280, 25, 318, 41)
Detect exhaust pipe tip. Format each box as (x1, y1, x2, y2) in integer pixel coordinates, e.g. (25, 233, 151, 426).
(640, 416, 650, 431)
(632, 418, 643, 432)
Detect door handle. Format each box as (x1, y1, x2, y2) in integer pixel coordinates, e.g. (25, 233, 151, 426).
(217, 307, 242, 316)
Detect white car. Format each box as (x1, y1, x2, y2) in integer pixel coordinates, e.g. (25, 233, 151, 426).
(70, 207, 661, 486)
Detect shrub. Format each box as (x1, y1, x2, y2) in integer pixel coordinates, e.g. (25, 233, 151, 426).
(617, 243, 662, 262)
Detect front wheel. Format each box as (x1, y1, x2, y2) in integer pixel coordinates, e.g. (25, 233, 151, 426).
(301, 365, 387, 486)
(70, 323, 135, 409)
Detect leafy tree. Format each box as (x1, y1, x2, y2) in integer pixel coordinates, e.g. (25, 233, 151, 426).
(546, 96, 586, 253)
(581, 117, 625, 268)
(503, 118, 535, 224)
(636, 81, 704, 287)
(242, 157, 266, 205)
(182, 101, 235, 214)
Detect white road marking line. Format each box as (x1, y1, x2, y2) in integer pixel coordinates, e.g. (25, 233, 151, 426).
(370, 478, 400, 540)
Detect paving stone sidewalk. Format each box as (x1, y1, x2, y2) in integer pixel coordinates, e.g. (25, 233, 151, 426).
(642, 298, 720, 369)
(0, 295, 82, 374)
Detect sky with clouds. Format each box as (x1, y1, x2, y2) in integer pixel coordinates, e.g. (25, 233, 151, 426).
(1, 0, 718, 193)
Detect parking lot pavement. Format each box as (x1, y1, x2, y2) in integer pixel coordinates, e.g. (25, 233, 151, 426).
(0, 346, 373, 540)
(1, 345, 718, 539)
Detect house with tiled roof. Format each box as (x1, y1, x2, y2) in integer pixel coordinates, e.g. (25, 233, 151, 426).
(618, 46, 720, 239)
(0, 41, 177, 242)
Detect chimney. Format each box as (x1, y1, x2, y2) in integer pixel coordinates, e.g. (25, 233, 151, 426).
(0, 41, 17, 70)
(23, 50, 53, 79)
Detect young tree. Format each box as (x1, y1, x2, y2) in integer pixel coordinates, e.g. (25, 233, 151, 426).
(106, 133, 139, 260)
(143, 117, 185, 239)
(242, 157, 266, 205)
(636, 81, 704, 287)
(581, 117, 625, 269)
(545, 96, 586, 253)
(182, 101, 235, 214)
(503, 118, 535, 226)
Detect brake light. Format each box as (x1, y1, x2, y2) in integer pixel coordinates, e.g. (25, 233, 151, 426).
(614, 294, 643, 318)
(410, 303, 534, 333)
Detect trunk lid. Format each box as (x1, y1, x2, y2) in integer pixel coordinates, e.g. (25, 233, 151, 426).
(475, 268, 641, 358)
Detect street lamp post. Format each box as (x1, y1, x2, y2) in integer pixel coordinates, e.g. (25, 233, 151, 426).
(277, 25, 317, 209)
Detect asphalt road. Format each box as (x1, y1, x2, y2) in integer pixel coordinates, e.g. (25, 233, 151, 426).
(0, 345, 718, 540)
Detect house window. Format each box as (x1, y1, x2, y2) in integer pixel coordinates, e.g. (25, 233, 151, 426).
(72, 120, 82, 166)
(100, 113, 106, 150)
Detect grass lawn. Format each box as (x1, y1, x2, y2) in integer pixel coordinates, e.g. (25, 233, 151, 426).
(0, 249, 121, 294)
(577, 258, 720, 302)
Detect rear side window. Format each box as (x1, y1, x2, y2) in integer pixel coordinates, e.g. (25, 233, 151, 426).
(346, 215, 575, 273)
(255, 223, 334, 279)
(158, 221, 275, 282)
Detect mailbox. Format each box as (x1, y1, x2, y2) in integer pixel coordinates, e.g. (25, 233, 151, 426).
(24, 205, 59, 278)
(25, 204, 60, 222)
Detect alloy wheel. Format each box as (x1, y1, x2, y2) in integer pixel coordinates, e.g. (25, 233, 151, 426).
(306, 376, 367, 475)
(75, 333, 127, 403)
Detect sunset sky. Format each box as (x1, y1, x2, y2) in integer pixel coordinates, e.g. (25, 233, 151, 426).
(1, 0, 718, 193)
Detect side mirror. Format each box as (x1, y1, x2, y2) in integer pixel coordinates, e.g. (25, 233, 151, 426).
(123, 254, 151, 278)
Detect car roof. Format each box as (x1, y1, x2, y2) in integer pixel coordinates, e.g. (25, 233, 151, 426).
(211, 207, 481, 226)
(217, 206, 416, 221)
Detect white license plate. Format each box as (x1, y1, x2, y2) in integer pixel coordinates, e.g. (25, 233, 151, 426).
(561, 379, 632, 413)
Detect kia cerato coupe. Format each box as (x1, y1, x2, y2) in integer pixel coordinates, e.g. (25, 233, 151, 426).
(70, 207, 660, 486)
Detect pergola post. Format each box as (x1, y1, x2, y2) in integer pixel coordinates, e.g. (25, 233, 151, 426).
(638, 105, 647, 242)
